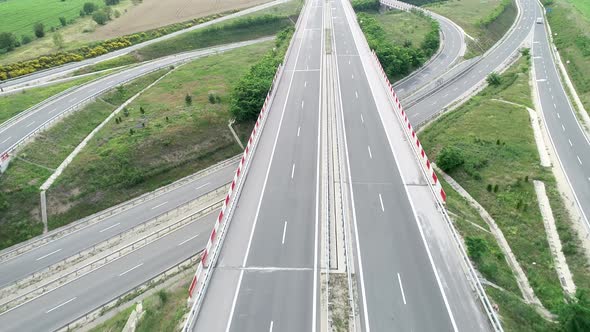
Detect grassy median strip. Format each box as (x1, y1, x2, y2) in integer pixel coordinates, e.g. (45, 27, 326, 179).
(0, 72, 109, 126)
(45, 42, 272, 231)
(420, 56, 581, 312)
(0, 70, 168, 250)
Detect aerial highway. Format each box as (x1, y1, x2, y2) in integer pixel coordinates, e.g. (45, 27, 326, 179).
(0, 209, 218, 332)
(0, 37, 273, 167)
(193, 0, 322, 330)
(333, 0, 489, 330)
(531, 6, 590, 226)
(0, 0, 291, 93)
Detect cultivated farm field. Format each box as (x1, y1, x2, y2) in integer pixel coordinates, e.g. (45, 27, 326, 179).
(89, 0, 272, 40)
(0, 0, 102, 38)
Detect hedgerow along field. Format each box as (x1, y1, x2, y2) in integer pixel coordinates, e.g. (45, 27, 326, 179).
(0, 0, 102, 38)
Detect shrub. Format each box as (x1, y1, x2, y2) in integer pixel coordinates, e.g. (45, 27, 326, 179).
(487, 184, 492, 192)
(104, 0, 120, 5)
(494, 184, 499, 193)
(114, 10, 121, 18)
(465, 237, 488, 263)
(487, 72, 502, 86)
(92, 11, 108, 25)
(208, 93, 217, 104)
(185, 94, 192, 105)
(351, 0, 380, 12)
(59, 17, 67, 27)
(21, 35, 32, 45)
(558, 288, 590, 331)
(0, 32, 18, 51)
(157, 290, 168, 304)
(437, 146, 464, 172)
(140, 106, 145, 114)
(83, 2, 96, 14)
(52, 33, 65, 49)
(34, 22, 45, 38)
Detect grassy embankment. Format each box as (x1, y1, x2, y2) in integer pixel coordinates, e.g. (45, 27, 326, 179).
(542, 0, 590, 116)
(89, 276, 192, 332)
(421, 55, 590, 317)
(0, 71, 116, 126)
(0, 70, 168, 249)
(353, 0, 440, 81)
(424, 0, 517, 58)
(74, 0, 303, 75)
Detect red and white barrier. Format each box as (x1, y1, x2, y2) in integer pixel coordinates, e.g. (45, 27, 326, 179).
(370, 50, 447, 203)
(186, 63, 283, 302)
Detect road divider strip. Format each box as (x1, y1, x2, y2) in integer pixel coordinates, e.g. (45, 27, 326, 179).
(370, 49, 504, 332)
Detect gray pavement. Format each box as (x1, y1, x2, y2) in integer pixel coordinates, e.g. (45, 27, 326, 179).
(531, 9, 590, 226)
(0, 210, 217, 332)
(332, 0, 458, 329)
(193, 0, 323, 330)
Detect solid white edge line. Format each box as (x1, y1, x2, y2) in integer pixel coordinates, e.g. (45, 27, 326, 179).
(45, 297, 76, 314)
(225, 5, 310, 331)
(118, 262, 144, 277)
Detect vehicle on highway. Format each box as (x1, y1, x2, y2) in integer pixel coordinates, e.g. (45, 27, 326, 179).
(536, 17, 544, 24)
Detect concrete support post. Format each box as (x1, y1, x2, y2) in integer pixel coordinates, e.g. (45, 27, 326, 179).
(40, 190, 48, 234)
(227, 119, 245, 150)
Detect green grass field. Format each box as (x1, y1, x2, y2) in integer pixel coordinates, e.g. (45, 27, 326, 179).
(372, 9, 433, 50)
(45, 42, 270, 231)
(567, 0, 590, 18)
(425, 0, 516, 56)
(0, 70, 167, 249)
(421, 56, 571, 312)
(0, 0, 103, 38)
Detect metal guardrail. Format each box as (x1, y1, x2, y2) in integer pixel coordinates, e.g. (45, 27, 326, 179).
(0, 196, 223, 313)
(0, 154, 240, 263)
(0, 184, 227, 305)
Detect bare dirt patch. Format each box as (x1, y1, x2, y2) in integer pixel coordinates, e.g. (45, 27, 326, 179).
(89, 0, 272, 41)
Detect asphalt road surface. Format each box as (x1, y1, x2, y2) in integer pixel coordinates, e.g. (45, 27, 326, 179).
(531, 7, 590, 226)
(0, 210, 218, 332)
(193, 0, 322, 330)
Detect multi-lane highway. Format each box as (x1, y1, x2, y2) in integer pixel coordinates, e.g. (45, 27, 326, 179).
(0, 209, 218, 332)
(531, 7, 590, 225)
(0, 0, 290, 92)
(333, 0, 490, 330)
(0, 161, 235, 288)
(193, 0, 322, 330)
(0, 38, 273, 162)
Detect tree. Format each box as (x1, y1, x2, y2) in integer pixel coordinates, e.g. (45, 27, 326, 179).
(0, 32, 18, 51)
(104, 0, 120, 5)
(33, 22, 45, 38)
(59, 17, 67, 27)
(437, 146, 464, 172)
(487, 72, 502, 86)
(559, 289, 590, 332)
(52, 32, 64, 49)
(83, 2, 96, 14)
(92, 11, 108, 25)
